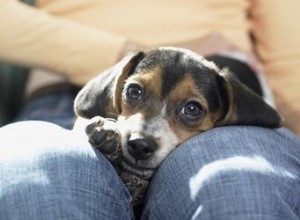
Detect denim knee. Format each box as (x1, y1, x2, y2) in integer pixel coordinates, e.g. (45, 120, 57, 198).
(0, 121, 133, 220)
(142, 126, 300, 220)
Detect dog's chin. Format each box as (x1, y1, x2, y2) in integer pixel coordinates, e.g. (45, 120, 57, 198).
(120, 154, 158, 179)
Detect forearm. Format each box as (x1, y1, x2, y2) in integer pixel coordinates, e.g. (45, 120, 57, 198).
(0, 0, 127, 85)
(251, 0, 300, 135)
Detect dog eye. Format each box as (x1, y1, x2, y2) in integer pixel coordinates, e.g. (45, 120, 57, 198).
(180, 101, 203, 120)
(126, 84, 143, 100)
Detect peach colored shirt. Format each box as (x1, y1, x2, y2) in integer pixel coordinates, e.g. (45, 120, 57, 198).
(251, 0, 300, 134)
(0, 0, 300, 133)
(0, 0, 251, 84)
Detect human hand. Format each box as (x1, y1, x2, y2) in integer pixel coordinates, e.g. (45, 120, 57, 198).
(117, 41, 147, 61)
(174, 32, 263, 73)
(117, 33, 263, 73)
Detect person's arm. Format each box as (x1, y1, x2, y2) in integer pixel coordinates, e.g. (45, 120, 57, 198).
(0, 0, 128, 85)
(251, 0, 300, 135)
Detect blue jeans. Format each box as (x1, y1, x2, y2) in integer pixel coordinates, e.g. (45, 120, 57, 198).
(15, 88, 77, 129)
(0, 121, 299, 220)
(2, 90, 300, 219)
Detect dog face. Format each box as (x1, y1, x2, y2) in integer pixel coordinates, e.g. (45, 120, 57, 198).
(75, 47, 281, 178)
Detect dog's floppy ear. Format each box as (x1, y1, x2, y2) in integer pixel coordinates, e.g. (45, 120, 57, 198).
(74, 51, 145, 119)
(216, 69, 282, 128)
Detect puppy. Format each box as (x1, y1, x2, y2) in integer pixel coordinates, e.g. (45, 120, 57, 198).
(74, 47, 281, 206)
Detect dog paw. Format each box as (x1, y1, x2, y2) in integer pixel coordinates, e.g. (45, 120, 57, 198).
(120, 172, 149, 206)
(85, 116, 121, 162)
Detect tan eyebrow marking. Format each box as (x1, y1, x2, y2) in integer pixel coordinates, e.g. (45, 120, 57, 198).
(166, 74, 216, 141)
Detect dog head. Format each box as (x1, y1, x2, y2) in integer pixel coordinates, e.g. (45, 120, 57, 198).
(74, 47, 281, 178)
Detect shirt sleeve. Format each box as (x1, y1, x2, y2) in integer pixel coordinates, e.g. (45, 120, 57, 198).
(251, 0, 300, 134)
(0, 0, 127, 85)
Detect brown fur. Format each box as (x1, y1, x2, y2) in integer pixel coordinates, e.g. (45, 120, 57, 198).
(74, 47, 282, 206)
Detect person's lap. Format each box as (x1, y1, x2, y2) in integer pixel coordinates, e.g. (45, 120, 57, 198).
(2, 42, 299, 218)
(0, 120, 299, 219)
(0, 121, 134, 220)
(143, 126, 300, 219)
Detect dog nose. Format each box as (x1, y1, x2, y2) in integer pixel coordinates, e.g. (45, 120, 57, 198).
(128, 138, 158, 160)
